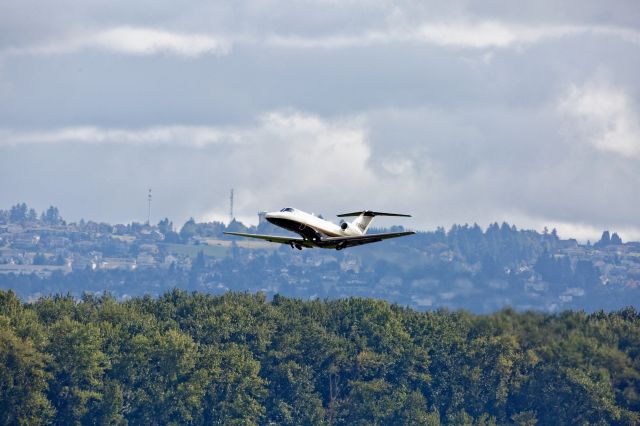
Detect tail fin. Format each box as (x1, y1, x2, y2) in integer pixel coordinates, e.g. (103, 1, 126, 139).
(337, 211, 411, 234)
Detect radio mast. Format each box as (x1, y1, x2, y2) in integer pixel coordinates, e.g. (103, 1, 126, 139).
(147, 188, 152, 225)
(229, 188, 234, 224)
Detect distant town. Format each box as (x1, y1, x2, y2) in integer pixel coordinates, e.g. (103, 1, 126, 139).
(1, 202, 638, 312)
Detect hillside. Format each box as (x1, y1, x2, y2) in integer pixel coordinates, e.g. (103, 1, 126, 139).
(1, 203, 639, 312)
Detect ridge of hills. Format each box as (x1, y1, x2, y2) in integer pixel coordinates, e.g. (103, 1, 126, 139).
(1, 203, 638, 312)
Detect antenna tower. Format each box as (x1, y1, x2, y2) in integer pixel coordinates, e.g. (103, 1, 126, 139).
(229, 188, 234, 224)
(147, 188, 152, 225)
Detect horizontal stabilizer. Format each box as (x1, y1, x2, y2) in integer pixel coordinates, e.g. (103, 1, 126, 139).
(336, 210, 411, 218)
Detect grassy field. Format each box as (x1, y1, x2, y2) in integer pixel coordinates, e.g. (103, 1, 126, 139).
(160, 239, 276, 258)
(203, 238, 276, 250)
(160, 243, 228, 258)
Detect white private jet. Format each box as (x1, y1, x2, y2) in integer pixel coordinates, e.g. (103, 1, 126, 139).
(224, 208, 415, 250)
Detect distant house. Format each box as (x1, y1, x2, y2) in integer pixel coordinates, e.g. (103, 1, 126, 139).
(11, 233, 40, 250)
(100, 258, 136, 271)
(71, 254, 97, 271)
(136, 253, 155, 267)
(138, 229, 164, 243)
(163, 254, 178, 267)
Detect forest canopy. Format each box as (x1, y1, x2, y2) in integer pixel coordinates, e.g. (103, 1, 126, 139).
(1, 289, 639, 425)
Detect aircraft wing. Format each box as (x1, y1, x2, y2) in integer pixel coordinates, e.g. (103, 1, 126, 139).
(321, 231, 415, 249)
(224, 230, 415, 250)
(223, 232, 314, 247)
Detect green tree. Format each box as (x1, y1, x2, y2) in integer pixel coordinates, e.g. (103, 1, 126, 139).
(46, 317, 108, 425)
(0, 322, 54, 425)
(92, 380, 126, 426)
(201, 343, 267, 425)
(266, 361, 324, 425)
(113, 328, 207, 424)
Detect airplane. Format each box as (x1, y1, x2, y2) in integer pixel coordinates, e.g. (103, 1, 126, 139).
(224, 207, 415, 250)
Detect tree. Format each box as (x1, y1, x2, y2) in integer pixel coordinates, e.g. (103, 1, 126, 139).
(1, 290, 639, 424)
(201, 344, 267, 425)
(265, 361, 324, 425)
(192, 251, 206, 270)
(92, 380, 126, 426)
(574, 260, 599, 287)
(611, 232, 623, 245)
(527, 364, 622, 424)
(44, 206, 63, 226)
(0, 325, 54, 425)
(27, 208, 38, 222)
(595, 231, 611, 248)
(9, 202, 28, 223)
(121, 329, 207, 424)
(46, 318, 108, 425)
(33, 253, 47, 265)
(180, 218, 197, 241)
(157, 218, 181, 241)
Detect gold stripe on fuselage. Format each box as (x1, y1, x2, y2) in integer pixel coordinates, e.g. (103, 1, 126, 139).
(291, 218, 342, 237)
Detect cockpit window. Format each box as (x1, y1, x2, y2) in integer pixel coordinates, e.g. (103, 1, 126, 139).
(280, 207, 294, 212)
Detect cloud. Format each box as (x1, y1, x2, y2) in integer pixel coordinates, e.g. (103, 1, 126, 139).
(0, 126, 233, 147)
(558, 79, 640, 158)
(265, 32, 389, 49)
(0, 113, 363, 153)
(526, 220, 640, 244)
(417, 23, 640, 48)
(1, 1, 639, 242)
(0, 110, 373, 204)
(361, 102, 640, 239)
(3, 107, 640, 241)
(0, 111, 380, 225)
(4, 21, 639, 58)
(266, 22, 640, 50)
(3, 27, 231, 57)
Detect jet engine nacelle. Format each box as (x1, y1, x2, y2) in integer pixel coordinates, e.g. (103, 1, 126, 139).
(340, 221, 361, 235)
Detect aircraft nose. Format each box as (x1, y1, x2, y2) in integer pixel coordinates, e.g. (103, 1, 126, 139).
(265, 212, 276, 223)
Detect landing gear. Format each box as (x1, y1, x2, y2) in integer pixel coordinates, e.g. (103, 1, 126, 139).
(290, 242, 303, 250)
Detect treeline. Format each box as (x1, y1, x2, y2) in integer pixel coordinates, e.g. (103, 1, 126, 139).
(408, 222, 619, 266)
(1, 290, 639, 425)
(0, 203, 65, 226)
(1, 202, 623, 255)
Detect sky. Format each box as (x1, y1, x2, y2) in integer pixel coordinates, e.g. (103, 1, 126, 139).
(1, 0, 639, 241)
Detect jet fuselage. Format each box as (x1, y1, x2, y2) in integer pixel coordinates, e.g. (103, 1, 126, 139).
(265, 208, 361, 240)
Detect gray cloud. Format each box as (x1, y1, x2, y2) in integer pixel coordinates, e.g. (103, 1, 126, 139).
(1, 0, 639, 241)
(2, 105, 639, 241)
(3, 27, 230, 57)
(3, 22, 639, 57)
